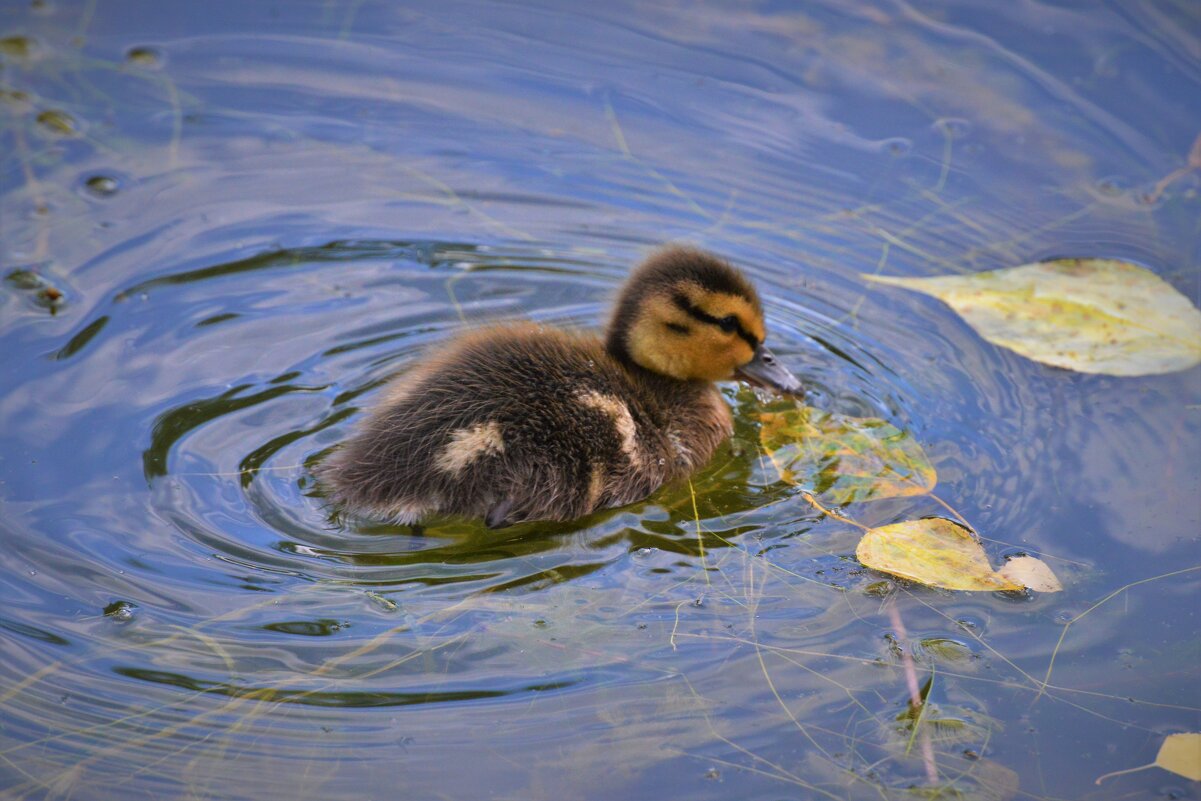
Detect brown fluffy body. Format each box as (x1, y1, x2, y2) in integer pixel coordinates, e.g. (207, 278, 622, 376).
(320, 246, 774, 527)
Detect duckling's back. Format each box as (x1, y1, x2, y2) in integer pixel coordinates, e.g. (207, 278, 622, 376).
(320, 324, 729, 527)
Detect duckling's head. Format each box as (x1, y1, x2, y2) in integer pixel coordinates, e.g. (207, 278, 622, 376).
(606, 247, 802, 394)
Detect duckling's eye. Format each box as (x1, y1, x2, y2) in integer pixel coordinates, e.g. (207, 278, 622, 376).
(718, 315, 738, 333)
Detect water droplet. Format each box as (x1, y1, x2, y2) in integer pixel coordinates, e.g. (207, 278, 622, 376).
(0, 35, 35, 59)
(104, 600, 137, 621)
(125, 46, 162, 68)
(633, 547, 655, 559)
(0, 88, 31, 106)
(36, 109, 78, 136)
(84, 174, 119, 197)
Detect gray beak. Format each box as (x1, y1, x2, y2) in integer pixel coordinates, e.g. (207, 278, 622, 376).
(735, 345, 803, 396)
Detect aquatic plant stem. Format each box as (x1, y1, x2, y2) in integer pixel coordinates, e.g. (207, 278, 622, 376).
(11, 122, 49, 262)
(1094, 761, 1155, 785)
(1145, 131, 1200, 203)
(886, 598, 938, 784)
(1037, 564, 1201, 702)
(687, 478, 711, 588)
(800, 492, 869, 532)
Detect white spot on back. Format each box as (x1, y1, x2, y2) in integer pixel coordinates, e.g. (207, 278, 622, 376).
(578, 391, 641, 464)
(434, 421, 505, 476)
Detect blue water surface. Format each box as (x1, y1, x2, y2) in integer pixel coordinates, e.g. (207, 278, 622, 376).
(1, 1, 1199, 799)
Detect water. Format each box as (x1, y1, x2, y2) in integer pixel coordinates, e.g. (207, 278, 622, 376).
(1, 1, 1199, 799)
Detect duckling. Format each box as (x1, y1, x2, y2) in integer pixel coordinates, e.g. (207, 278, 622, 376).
(320, 246, 801, 528)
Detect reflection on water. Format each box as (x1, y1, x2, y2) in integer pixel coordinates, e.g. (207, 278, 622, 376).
(1, 1, 1198, 799)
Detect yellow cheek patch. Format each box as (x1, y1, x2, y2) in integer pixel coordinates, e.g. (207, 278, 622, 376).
(627, 295, 693, 379)
(732, 338, 754, 367)
(670, 327, 749, 381)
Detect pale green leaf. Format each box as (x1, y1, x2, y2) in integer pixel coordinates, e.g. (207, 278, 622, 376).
(865, 259, 1201, 376)
(759, 405, 935, 504)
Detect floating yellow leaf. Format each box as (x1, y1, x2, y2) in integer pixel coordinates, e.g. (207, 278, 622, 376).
(865, 259, 1201, 376)
(856, 519, 1023, 592)
(760, 405, 935, 504)
(997, 555, 1062, 593)
(1156, 733, 1201, 781)
(1096, 732, 1201, 784)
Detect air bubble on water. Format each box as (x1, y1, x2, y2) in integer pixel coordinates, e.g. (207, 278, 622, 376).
(125, 46, 162, 68)
(84, 175, 120, 197)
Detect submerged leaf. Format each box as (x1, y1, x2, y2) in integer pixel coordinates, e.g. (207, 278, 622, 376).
(865, 260, 1201, 376)
(759, 405, 935, 504)
(856, 519, 1022, 592)
(916, 637, 974, 663)
(996, 556, 1062, 593)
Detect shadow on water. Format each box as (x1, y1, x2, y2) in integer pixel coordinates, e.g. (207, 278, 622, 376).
(0, 1, 1198, 799)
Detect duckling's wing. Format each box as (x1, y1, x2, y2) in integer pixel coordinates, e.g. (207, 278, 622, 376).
(322, 326, 667, 524)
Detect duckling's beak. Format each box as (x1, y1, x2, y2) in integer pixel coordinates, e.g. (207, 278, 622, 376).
(735, 345, 803, 396)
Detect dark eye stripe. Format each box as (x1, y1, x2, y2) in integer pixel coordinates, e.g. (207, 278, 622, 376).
(664, 321, 690, 334)
(670, 292, 761, 349)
